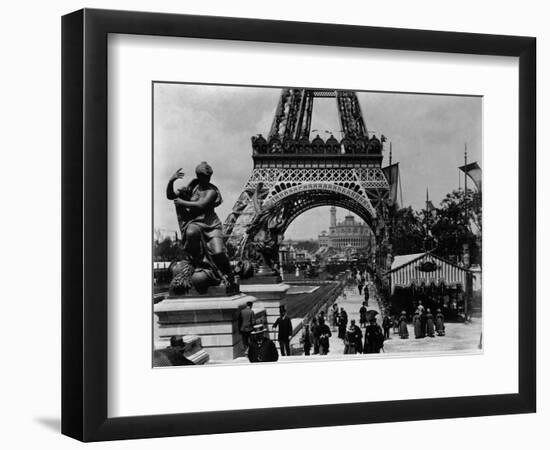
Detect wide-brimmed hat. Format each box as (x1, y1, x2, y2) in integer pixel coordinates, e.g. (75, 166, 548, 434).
(251, 323, 267, 335)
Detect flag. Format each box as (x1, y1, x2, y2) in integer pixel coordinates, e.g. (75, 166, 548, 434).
(382, 163, 399, 206)
(459, 161, 482, 192)
(426, 200, 436, 215)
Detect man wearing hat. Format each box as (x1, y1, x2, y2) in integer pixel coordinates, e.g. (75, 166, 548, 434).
(238, 301, 256, 352)
(344, 319, 363, 354)
(382, 312, 392, 340)
(153, 336, 195, 367)
(364, 316, 384, 354)
(247, 324, 279, 363)
(273, 306, 293, 356)
(317, 317, 332, 355)
(359, 301, 368, 328)
(166, 162, 236, 291)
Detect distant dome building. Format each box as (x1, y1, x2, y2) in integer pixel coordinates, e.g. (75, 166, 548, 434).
(318, 206, 373, 250)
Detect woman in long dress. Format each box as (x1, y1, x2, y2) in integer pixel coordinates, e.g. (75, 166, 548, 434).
(363, 318, 384, 354)
(359, 302, 368, 328)
(435, 308, 445, 336)
(318, 317, 332, 355)
(426, 308, 435, 337)
(398, 311, 409, 339)
(338, 308, 348, 340)
(344, 320, 362, 354)
(327, 305, 335, 332)
(413, 310, 423, 339)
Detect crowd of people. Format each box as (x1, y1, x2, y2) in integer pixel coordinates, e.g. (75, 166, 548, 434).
(161, 281, 450, 366)
(298, 297, 385, 356)
(300, 315, 332, 356)
(241, 278, 448, 364)
(391, 301, 446, 339)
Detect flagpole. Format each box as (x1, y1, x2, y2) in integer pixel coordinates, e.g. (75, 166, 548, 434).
(463, 143, 469, 320)
(398, 171, 403, 206)
(464, 143, 468, 224)
(426, 187, 429, 210)
(388, 142, 393, 251)
(424, 187, 429, 250)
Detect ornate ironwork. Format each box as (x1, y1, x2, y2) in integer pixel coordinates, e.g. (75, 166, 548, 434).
(225, 89, 393, 275)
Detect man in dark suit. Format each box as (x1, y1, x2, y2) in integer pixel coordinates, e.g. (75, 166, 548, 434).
(273, 307, 293, 356)
(317, 317, 332, 355)
(382, 314, 392, 340)
(238, 301, 255, 352)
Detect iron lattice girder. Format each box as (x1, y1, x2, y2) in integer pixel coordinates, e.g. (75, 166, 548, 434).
(223, 167, 390, 246)
(276, 190, 378, 230)
(265, 183, 377, 218)
(246, 167, 388, 187)
(311, 90, 337, 97)
(268, 89, 368, 142)
(224, 88, 391, 255)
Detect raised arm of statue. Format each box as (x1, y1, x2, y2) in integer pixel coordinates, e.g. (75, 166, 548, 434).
(166, 168, 185, 200)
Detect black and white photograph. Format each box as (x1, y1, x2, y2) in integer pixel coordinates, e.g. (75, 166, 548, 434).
(152, 83, 483, 366)
(0, 0, 544, 446)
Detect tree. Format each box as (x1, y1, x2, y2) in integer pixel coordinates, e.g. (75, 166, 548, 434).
(389, 206, 425, 255)
(430, 189, 481, 265)
(293, 240, 319, 254)
(153, 237, 182, 261)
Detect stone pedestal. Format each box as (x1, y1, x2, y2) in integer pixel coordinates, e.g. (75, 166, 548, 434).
(154, 293, 264, 362)
(239, 283, 290, 343)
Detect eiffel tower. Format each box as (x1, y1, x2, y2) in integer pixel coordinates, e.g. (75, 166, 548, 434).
(223, 88, 393, 272)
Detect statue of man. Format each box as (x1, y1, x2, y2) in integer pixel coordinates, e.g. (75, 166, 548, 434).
(166, 162, 235, 293)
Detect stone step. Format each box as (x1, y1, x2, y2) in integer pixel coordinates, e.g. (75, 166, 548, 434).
(154, 335, 210, 365)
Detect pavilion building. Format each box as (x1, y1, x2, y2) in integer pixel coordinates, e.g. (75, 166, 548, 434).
(318, 206, 373, 250)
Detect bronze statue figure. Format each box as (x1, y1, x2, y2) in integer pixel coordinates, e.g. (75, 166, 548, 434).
(241, 184, 288, 275)
(166, 162, 236, 295)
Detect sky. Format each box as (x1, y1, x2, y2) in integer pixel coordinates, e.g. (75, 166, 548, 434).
(153, 83, 481, 240)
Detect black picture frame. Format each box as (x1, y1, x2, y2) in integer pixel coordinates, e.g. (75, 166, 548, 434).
(62, 8, 536, 442)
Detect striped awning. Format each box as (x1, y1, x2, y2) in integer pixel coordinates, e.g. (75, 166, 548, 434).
(387, 252, 469, 293)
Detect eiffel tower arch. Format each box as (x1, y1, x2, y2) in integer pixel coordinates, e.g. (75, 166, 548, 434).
(224, 88, 394, 275)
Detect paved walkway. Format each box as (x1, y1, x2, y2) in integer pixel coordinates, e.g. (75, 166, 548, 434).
(290, 282, 383, 355)
(327, 283, 380, 354)
(289, 282, 482, 356)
